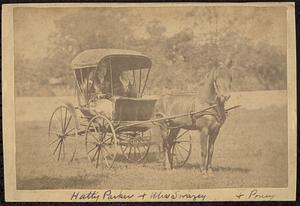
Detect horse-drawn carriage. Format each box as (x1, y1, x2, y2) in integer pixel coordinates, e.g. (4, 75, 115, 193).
(48, 49, 239, 171)
(48, 49, 194, 170)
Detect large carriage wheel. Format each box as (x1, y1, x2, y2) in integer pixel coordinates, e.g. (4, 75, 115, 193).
(170, 129, 192, 168)
(85, 114, 117, 169)
(48, 105, 78, 162)
(118, 130, 151, 163)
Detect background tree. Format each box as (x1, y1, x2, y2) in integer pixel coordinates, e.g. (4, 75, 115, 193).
(14, 7, 287, 96)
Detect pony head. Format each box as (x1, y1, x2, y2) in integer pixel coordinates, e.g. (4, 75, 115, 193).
(213, 59, 233, 104)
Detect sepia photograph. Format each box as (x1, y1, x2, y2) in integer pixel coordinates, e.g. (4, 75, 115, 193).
(2, 3, 296, 202)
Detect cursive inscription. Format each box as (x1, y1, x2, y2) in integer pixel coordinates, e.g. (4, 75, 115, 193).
(150, 191, 206, 201)
(71, 191, 100, 201)
(248, 189, 275, 200)
(102, 190, 134, 200)
(236, 189, 275, 200)
(70, 190, 207, 201)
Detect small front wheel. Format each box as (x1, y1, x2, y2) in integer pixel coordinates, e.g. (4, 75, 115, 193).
(118, 130, 151, 163)
(85, 115, 117, 170)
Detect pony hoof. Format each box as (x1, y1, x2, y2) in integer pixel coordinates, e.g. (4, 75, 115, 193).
(164, 166, 172, 170)
(207, 169, 214, 177)
(202, 173, 208, 178)
(208, 172, 214, 177)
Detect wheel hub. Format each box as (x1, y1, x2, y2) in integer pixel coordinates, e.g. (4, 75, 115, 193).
(58, 134, 66, 139)
(129, 137, 139, 146)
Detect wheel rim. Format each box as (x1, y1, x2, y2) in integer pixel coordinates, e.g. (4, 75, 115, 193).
(118, 130, 151, 163)
(48, 106, 78, 162)
(85, 115, 117, 169)
(170, 129, 192, 168)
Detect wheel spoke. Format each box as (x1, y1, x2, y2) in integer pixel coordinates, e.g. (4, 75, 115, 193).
(64, 115, 72, 132)
(63, 107, 68, 132)
(102, 148, 110, 167)
(53, 139, 62, 155)
(92, 122, 98, 134)
(103, 134, 113, 144)
(176, 130, 189, 140)
(142, 145, 149, 151)
(89, 131, 99, 143)
(122, 145, 129, 154)
(96, 148, 100, 168)
(65, 127, 75, 135)
(57, 140, 63, 161)
(100, 149, 104, 169)
(174, 140, 191, 143)
(87, 145, 97, 155)
(175, 145, 185, 162)
(49, 138, 60, 146)
(91, 147, 99, 161)
(101, 127, 108, 141)
(136, 146, 142, 157)
(102, 146, 113, 158)
(133, 146, 137, 160)
(60, 107, 64, 131)
(177, 143, 190, 153)
(128, 147, 132, 158)
(137, 138, 149, 151)
(62, 141, 66, 160)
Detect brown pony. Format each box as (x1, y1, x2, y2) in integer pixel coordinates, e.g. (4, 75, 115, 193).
(155, 63, 232, 176)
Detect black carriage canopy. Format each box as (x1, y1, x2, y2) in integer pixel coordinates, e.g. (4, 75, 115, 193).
(71, 49, 152, 102)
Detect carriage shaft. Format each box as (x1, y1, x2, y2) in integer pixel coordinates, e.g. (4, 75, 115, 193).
(115, 104, 217, 131)
(115, 104, 241, 131)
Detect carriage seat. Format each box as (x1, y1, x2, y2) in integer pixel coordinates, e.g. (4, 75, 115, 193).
(113, 97, 157, 121)
(89, 96, 157, 121)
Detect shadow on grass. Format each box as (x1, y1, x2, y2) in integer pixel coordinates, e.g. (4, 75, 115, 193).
(113, 150, 162, 164)
(183, 163, 251, 173)
(17, 174, 108, 190)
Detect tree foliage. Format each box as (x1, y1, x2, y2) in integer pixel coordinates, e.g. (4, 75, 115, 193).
(15, 8, 287, 96)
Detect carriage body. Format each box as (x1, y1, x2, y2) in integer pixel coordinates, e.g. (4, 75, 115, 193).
(72, 49, 157, 127)
(48, 49, 162, 167)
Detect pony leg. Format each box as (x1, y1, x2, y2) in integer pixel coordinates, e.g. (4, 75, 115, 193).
(159, 124, 172, 170)
(199, 127, 209, 176)
(207, 128, 220, 176)
(163, 140, 171, 170)
(167, 128, 180, 170)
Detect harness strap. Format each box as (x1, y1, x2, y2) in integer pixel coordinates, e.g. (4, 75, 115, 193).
(189, 100, 196, 126)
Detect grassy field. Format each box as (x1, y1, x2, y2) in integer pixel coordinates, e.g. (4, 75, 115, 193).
(16, 105, 288, 190)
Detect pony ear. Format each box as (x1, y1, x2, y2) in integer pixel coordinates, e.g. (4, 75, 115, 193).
(213, 79, 218, 91)
(213, 67, 219, 79)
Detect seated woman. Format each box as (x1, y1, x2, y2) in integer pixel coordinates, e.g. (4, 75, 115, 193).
(118, 71, 138, 98)
(89, 66, 113, 119)
(126, 81, 138, 98)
